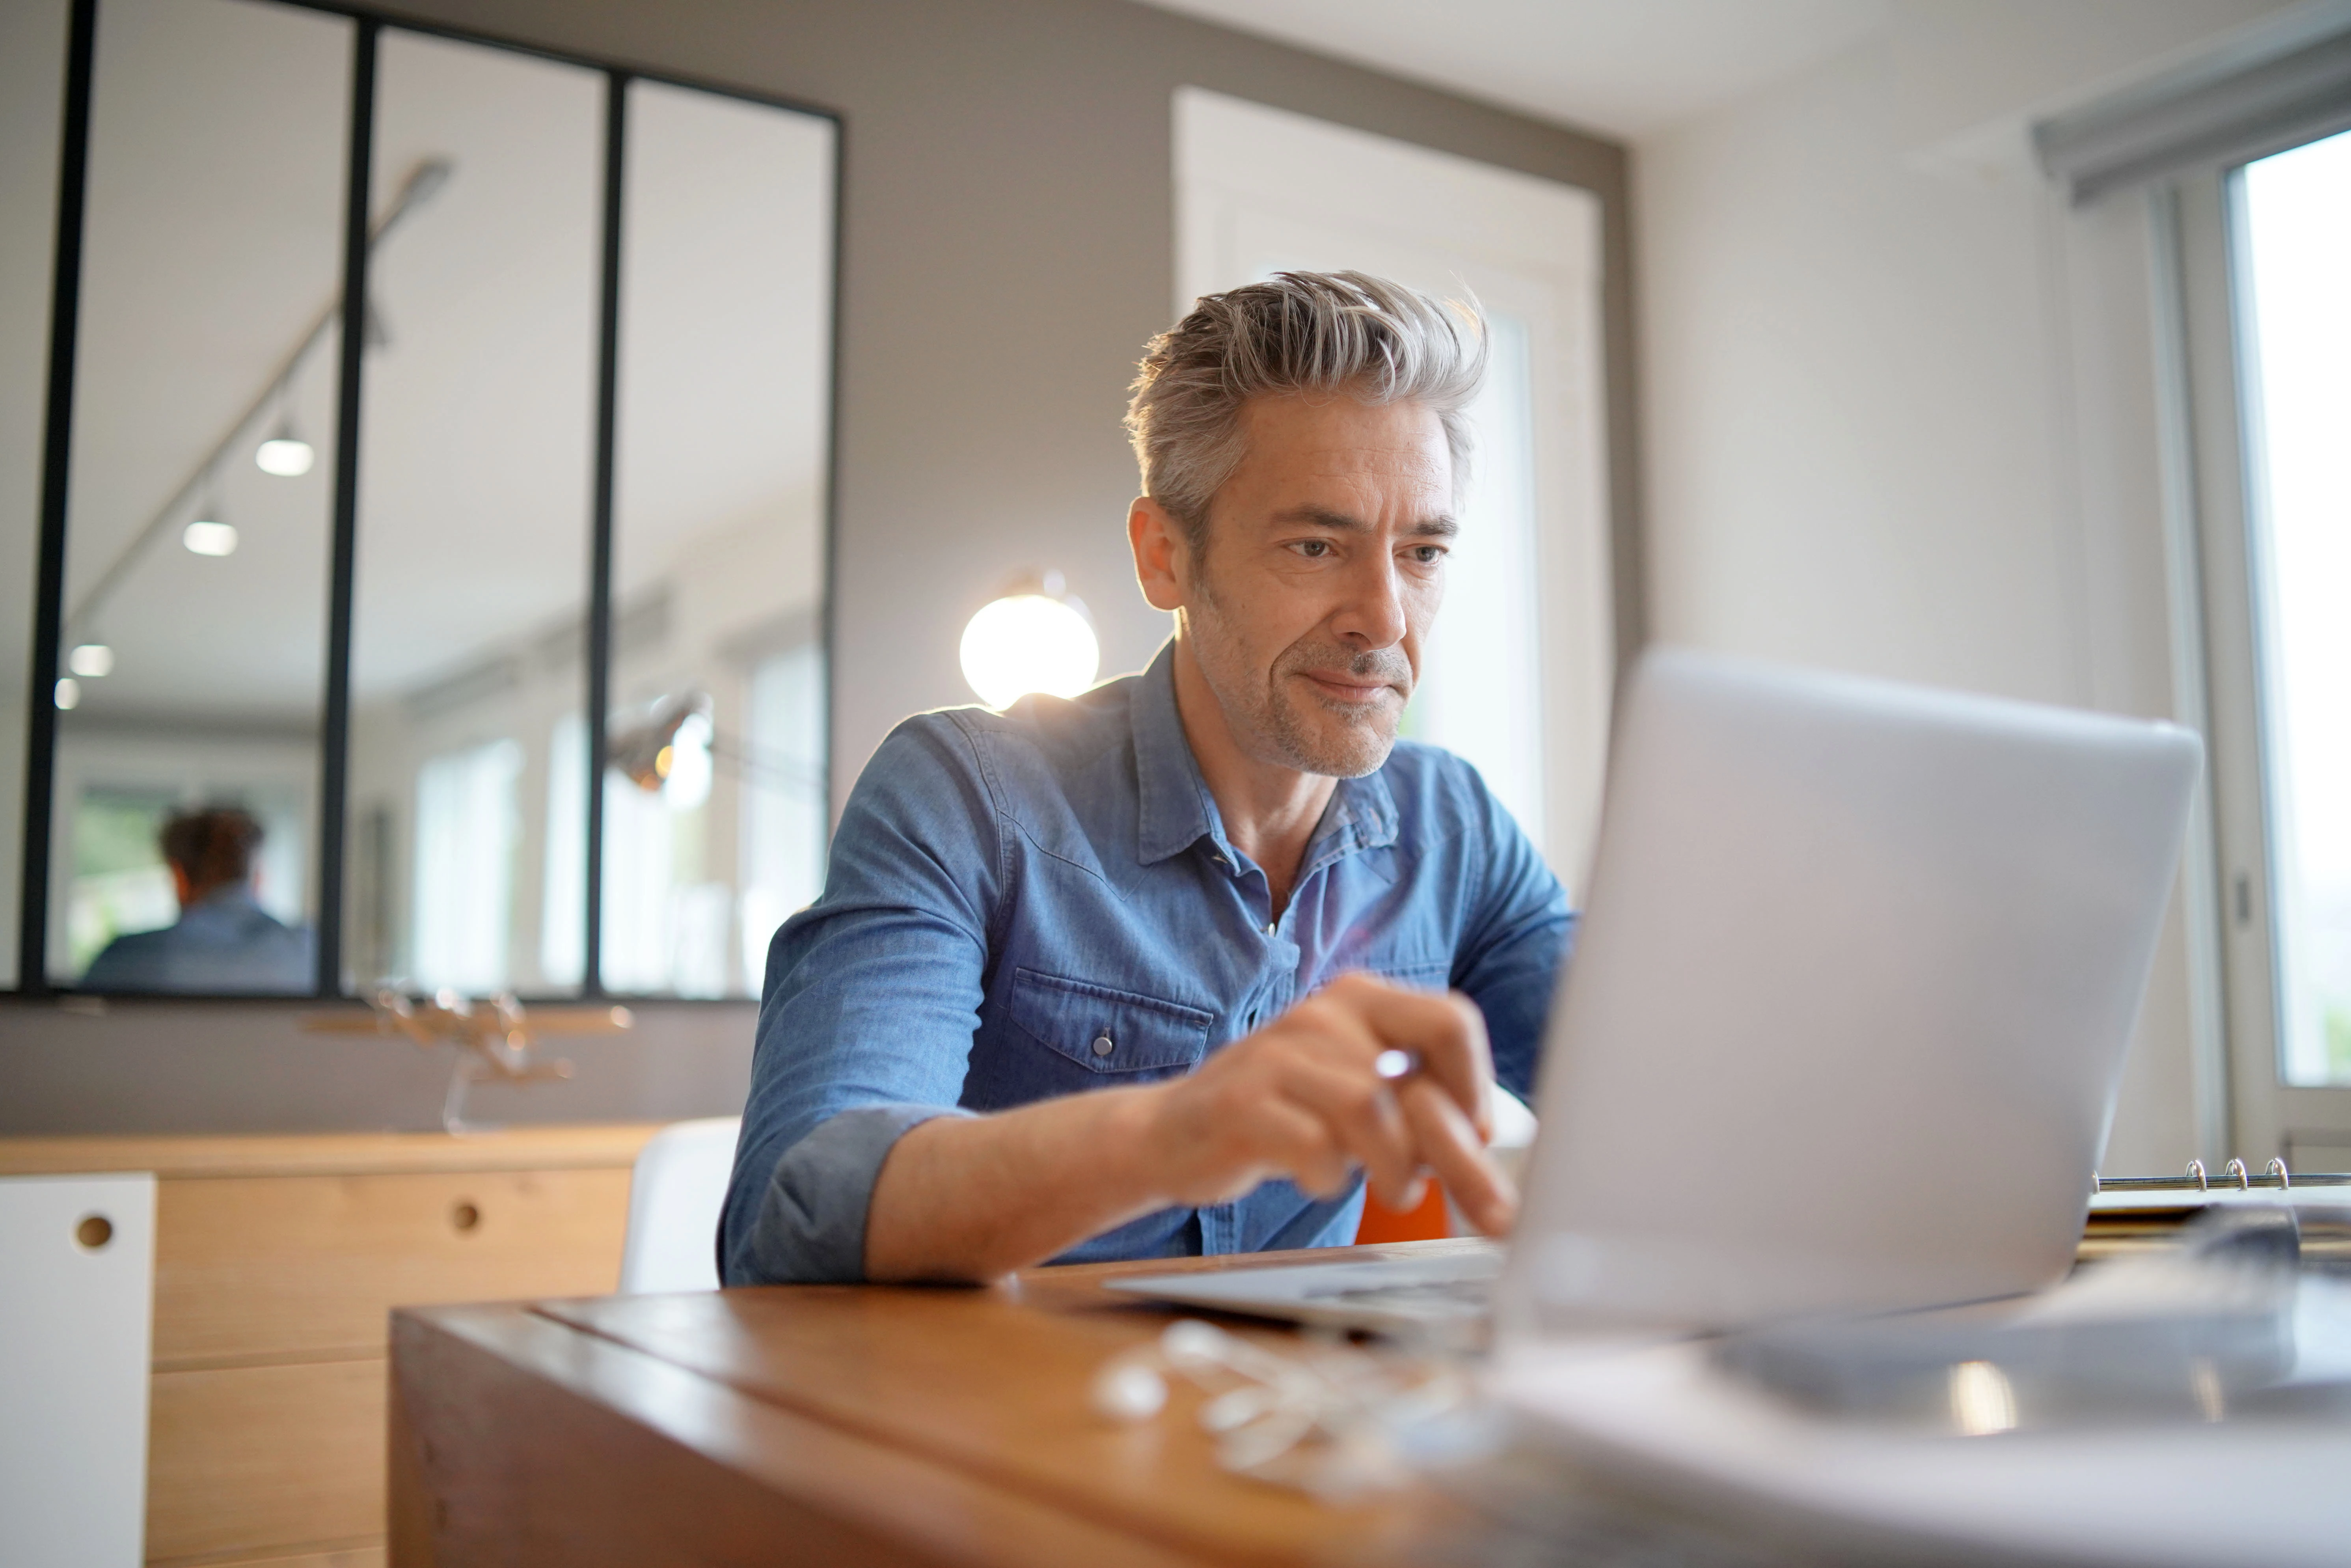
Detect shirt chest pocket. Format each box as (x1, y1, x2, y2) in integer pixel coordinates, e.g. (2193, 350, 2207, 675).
(1008, 967, 1215, 1077)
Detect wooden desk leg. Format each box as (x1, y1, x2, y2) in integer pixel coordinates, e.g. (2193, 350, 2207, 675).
(387, 1351, 436, 1568)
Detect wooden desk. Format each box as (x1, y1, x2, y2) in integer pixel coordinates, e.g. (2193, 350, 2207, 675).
(389, 1240, 1505, 1567)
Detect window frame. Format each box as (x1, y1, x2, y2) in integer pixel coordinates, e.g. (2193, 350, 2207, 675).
(2160, 143, 2351, 1164)
(14, 0, 844, 1001)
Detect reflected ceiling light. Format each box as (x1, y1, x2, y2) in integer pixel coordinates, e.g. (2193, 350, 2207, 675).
(68, 643, 113, 678)
(183, 518, 238, 557)
(255, 423, 315, 477)
(54, 677, 80, 710)
(959, 570, 1099, 709)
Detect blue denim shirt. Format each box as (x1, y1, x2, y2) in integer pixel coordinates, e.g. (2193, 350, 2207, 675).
(721, 641, 1574, 1284)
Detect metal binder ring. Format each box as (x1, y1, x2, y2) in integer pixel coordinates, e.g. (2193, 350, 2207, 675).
(2187, 1159, 2208, 1192)
(2224, 1157, 2251, 1190)
(2269, 1158, 2291, 1190)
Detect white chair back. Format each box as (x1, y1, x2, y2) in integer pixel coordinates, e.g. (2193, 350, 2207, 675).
(618, 1116, 741, 1293)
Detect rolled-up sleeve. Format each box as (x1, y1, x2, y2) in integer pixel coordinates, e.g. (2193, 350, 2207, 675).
(720, 717, 1001, 1285)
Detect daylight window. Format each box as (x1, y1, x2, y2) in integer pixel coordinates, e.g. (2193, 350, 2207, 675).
(2236, 127, 2351, 1085)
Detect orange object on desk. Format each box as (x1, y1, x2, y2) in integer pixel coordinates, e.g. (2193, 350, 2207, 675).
(1354, 1178, 1451, 1242)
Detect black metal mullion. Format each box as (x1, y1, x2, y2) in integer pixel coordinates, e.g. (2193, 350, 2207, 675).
(19, 0, 99, 995)
(583, 73, 628, 996)
(315, 17, 376, 995)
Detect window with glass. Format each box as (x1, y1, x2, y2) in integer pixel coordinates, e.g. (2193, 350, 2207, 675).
(9, 0, 836, 1002)
(2234, 127, 2351, 1088)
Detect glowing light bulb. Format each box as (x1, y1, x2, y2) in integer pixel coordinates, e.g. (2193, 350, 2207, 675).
(184, 520, 238, 557)
(959, 592, 1099, 708)
(54, 676, 80, 710)
(255, 435, 314, 477)
(68, 643, 113, 677)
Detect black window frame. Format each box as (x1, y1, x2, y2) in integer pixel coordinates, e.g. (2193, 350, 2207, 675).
(15, 0, 844, 1000)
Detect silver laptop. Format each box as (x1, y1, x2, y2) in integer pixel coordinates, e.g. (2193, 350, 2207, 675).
(1110, 648, 2202, 1337)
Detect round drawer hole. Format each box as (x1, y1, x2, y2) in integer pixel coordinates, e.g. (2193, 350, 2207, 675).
(451, 1201, 481, 1233)
(75, 1214, 114, 1250)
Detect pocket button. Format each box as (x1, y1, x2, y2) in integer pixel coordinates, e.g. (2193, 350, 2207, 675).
(1092, 1034, 1115, 1057)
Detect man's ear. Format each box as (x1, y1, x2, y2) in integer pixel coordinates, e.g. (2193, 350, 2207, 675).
(1129, 496, 1192, 613)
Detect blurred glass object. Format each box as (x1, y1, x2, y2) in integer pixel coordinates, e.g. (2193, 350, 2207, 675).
(603, 78, 835, 998)
(0, 0, 69, 989)
(344, 29, 601, 995)
(1717, 1206, 2325, 1432)
(49, 0, 349, 989)
(2239, 128, 2351, 1086)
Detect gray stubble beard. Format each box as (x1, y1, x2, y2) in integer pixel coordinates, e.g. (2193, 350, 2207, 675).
(1188, 569, 1411, 781)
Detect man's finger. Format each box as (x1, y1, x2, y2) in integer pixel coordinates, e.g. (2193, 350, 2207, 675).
(1398, 1079, 1517, 1236)
(1247, 1097, 1356, 1199)
(1276, 1056, 1422, 1210)
(1326, 976, 1494, 1140)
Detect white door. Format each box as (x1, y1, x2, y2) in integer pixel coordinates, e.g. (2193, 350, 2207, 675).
(1175, 88, 1612, 891)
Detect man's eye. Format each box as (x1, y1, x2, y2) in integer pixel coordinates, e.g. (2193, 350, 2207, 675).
(1407, 545, 1446, 564)
(1292, 540, 1333, 559)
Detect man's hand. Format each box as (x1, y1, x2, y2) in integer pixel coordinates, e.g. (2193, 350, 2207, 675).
(865, 972, 1515, 1283)
(1138, 972, 1517, 1235)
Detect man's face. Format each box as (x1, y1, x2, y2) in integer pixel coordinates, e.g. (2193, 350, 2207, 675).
(1178, 393, 1454, 778)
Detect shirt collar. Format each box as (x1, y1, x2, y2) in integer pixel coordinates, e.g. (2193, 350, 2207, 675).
(1129, 639, 1402, 866)
(1132, 641, 1220, 864)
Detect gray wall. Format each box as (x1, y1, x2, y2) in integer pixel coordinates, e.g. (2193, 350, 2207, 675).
(0, 0, 1634, 1134)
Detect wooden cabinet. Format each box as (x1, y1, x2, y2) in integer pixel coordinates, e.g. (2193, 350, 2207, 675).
(0, 1125, 658, 1568)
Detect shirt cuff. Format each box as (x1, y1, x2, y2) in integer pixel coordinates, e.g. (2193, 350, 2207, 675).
(730, 1104, 970, 1284)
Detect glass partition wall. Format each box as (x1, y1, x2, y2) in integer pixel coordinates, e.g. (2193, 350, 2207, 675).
(606, 81, 833, 999)
(50, 0, 349, 991)
(345, 32, 602, 998)
(12, 0, 837, 1002)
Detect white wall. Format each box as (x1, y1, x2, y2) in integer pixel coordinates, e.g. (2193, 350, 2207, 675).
(1636, 0, 2295, 1172)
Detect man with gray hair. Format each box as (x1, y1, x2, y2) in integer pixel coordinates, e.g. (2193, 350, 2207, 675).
(723, 271, 1572, 1284)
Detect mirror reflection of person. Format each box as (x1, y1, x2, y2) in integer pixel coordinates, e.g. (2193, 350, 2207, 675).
(723, 272, 1574, 1286)
(80, 806, 314, 994)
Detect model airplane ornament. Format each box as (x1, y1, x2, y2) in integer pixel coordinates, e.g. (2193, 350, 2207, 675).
(302, 989, 633, 1134)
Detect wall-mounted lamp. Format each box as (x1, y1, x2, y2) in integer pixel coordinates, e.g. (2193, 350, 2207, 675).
(606, 692, 715, 812)
(959, 570, 1099, 709)
(607, 690, 819, 814)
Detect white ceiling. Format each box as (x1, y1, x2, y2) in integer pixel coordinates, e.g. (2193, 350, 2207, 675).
(1136, 0, 1893, 138)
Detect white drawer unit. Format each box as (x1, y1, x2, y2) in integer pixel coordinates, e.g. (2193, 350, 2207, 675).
(0, 1126, 654, 1567)
(0, 1172, 157, 1568)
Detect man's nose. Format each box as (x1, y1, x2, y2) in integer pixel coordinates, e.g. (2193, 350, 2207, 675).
(1331, 553, 1408, 649)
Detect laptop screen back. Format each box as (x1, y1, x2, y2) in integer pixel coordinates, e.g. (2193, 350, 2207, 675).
(1499, 650, 2200, 1337)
